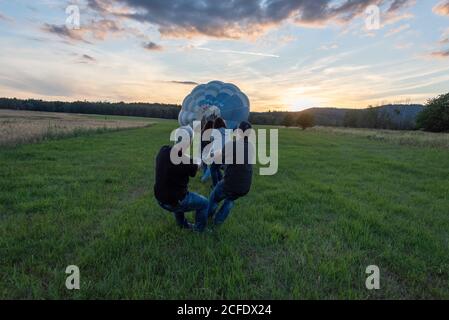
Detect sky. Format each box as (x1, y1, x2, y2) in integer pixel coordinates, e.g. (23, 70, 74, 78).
(0, 0, 448, 112)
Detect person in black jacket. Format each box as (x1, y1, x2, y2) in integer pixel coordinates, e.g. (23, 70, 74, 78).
(207, 121, 254, 226)
(154, 130, 208, 231)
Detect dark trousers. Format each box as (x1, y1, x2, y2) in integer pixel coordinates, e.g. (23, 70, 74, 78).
(210, 163, 223, 187)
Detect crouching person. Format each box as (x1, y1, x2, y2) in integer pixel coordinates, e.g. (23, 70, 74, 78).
(154, 128, 208, 232)
(208, 121, 254, 226)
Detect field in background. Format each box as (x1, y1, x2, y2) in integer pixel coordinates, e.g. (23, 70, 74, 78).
(310, 126, 449, 148)
(1, 118, 448, 299)
(0, 110, 153, 147)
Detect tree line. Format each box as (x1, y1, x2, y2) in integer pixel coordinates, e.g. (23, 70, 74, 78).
(0, 98, 180, 120)
(1, 94, 448, 132)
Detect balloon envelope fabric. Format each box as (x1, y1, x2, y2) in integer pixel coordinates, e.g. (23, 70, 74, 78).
(178, 81, 250, 129)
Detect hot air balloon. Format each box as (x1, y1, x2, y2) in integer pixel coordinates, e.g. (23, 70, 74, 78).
(178, 81, 250, 129)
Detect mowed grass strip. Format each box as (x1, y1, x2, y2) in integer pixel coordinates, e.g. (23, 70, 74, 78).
(0, 121, 448, 299)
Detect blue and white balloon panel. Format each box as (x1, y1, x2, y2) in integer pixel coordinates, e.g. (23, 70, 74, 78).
(178, 81, 250, 129)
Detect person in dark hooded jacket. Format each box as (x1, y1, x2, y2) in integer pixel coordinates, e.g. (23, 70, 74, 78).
(207, 121, 254, 226)
(154, 127, 208, 232)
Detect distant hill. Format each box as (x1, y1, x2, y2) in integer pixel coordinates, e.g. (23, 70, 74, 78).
(249, 104, 424, 130)
(304, 104, 424, 129)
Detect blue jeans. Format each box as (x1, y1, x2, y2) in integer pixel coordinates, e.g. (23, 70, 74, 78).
(158, 192, 209, 232)
(201, 164, 211, 183)
(210, 163, 223, 187)
(207, 180, 235, 225)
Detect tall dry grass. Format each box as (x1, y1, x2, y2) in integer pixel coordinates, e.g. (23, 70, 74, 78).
(310, 126, 449, 148)
(0, 110, 152, 147)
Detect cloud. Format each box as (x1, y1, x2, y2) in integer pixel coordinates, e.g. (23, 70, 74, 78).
(87, 0, 106, 12)
(42, 23, 89, 42)
(87, 0, 416, 39)
(440, 28, 449, 44)
(431, 49, 449, 58)
(388, 0, 412, 12)
(429, 28, 449, 58)
(395, 42, 412, 49)
(81, 54, 97, 62)
(195, 46, 280, 58)
(320, 43, 339, 50)
(82, 54, 96, 61)
(42, 18, 134, 43)
(385, 23, 410, 37)
(89, 19, 124, 40)
(0, 71, 74, 97)
(433, 1, 449, 16)
(0, 12, 12, 22)
(142, 41, 163, 51)
(75, 54, 97, 64)
(168, 81, 198, 86)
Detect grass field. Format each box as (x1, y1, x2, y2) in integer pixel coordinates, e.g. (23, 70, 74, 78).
(0, 110, 152, 147)
(1, 116, 448, 299)
(311, 126, 449, 148)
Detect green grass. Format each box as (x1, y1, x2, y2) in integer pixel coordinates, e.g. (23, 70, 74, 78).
(1, 121, 448, 299)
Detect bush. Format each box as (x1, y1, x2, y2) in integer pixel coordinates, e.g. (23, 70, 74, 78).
(297, 112, 315, 130)
(282, 114, 296, 127)
(417, 93, 449, 132)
